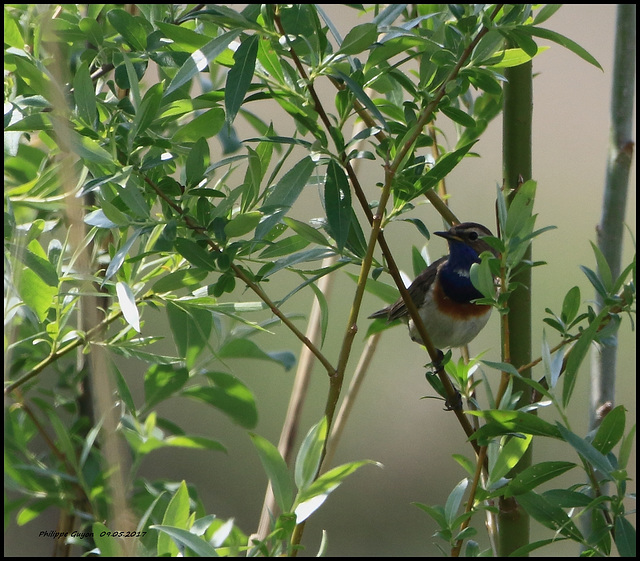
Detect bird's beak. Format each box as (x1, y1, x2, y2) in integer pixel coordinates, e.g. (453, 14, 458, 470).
(434, 230, 463, 243)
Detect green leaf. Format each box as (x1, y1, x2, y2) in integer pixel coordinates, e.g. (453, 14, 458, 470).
(166, 29, 242, 96)
(517, 26, 602, 71)
(263, 156, 315, 209)
(185, 137, 210, 188)
(107, 9, 148, 51)
(143, 364, 189, 413)
(249, 433, 294, 513)
(121, 52, 142, 109)
(505, 179, 536, 238)
(614, 516, 636, 557)
(506, 461, 576, 497)
(294, 417, 328, 492)
(152, 269, 209, 294)
(556, 423, 614, 477)
(224, 211, 262, 238)
(226, 34, 259, 126)
(60, 126, 113, 165)
(130, 82, 163, 146)
(469, 410, 563, 443)
(17, 265, 57, 322)
(561, 286, 581, 324)
(282, 217, 331, 247)
(563, 309, 608, 407)
(324, 160, 351, 251)
(152, 525, 219, 557)
(338, 23, 378, 55)
(79, 16, 104, 46)
(333, 70, 389, 132)
(113, 365, 137, 417)
(444, 479, 468, 525)
(182, 371, 258, 429)
(618, 424, 636, 470)
(516, 491, 584, 541)
(163, 435, 227, 453)
(441, 105, 476, 128)
(166, 301, 213, 368)
(589, 241, 613, 292)
(294, 460, 379, 523)
(591, 405, 626, 454)
(416, 141, 478, 196)
(259, 235, 309, 259)
(155, 21, 210, 50)
(218, 338, 296, 371)
(4, 8, 25, 49)
(19, 240, 59, 287)
(155, 482, 199, 556)
(469, 258, 495, 300)
(173, 108, 225, 142)
(104, 228, 144, 282)
(73, 61, 97, 126)
(174, 238, 217, 271)
(116, 281, 140, 333)
(488, 434, 532, 488)
(93, 522, 123, 556)
(259, 247, 335, 278)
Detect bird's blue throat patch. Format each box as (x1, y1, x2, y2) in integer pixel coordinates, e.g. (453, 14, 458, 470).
(439, 244, 484, 303)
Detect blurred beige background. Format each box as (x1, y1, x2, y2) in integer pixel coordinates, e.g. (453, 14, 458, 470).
(6, 4, 635, 557)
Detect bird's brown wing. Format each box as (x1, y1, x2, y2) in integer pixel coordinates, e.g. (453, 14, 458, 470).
(368, 257, 446, 321)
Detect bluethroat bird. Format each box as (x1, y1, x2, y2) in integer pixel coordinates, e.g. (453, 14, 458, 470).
(369, 222, 498, 349)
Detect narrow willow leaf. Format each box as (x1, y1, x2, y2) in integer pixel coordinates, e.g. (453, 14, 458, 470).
(130, 82, 163, 146)
(282, 217, 331, 247)
(444, 479, 469, 525)
(218, 338, 296, 371)
(93, 522, 123, 557)
(182, 371, 258, 429)
(338, 23, 378, 55)
(294, 460, 379, 523)
(518, 26, 602, 70)
(143, 364, 189, 413)
(591, 405, 626, 455)
(416, 141, 478, 196)
(614, 516, 636, 557)
(174, 238, 216, 271)
(166, 30, 242, 96)
(516, 491, 584, 542)
(488, 434, 533, 488)
(116, 281, 141, 332)
(73, 61, 96, 126)
(249, 433, 294, 513)
(470, 410, 563, 443)
(224, 211, 262, 238)
(561, 286, 581, 324)
(103, 228, 145, 283)
(295, 417, 328, 491)
(333, 70, 389, 132)
(226, 34, 259, 126)
(506, 461, 576, 497)
(262, 156, 315, 209)
(556, 423, 614, 477)
(153, 525, 219, 557)
(563, 309, 608, 407)
(166, 301, 213, 368)
(324, 160, 351, 252)
(173, 108, 225, 142)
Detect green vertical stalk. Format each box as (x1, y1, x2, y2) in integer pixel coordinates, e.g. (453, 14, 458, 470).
(585, 4, 635, 549)
(589, 4, 635, 430)
(498, 54, 533, 554)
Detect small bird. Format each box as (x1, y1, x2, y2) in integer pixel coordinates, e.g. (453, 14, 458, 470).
(369, 222, 498, 349)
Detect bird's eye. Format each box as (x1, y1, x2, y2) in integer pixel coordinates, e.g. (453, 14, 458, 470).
(468, 231, 479, 241)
